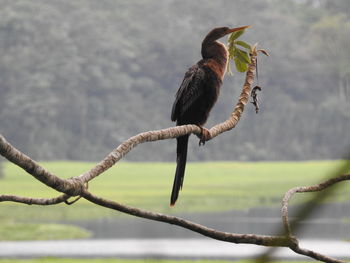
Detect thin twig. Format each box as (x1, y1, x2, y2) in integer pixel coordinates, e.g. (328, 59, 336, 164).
(290, 244, 347, 263)
(259, 170, 350, 263)
(282, 173, 350, 236)
(0, 194, 69, 205)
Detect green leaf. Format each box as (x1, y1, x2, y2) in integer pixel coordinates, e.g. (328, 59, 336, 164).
(235, 48, 251, 64)
(235, 40, 251, 50)
(228, 44, 236, 59)
(227, 62, 233, 76)
(229, 29, 246, 41)
(234, 57, 248, 72)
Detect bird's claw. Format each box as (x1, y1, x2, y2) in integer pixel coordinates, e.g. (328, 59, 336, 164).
(198, 127, 211, 146)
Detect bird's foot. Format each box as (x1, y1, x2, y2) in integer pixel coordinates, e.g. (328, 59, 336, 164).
(198, 127, 211, 146)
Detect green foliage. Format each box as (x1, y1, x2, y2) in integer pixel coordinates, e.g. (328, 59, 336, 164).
(229, 29, 246, 41)
(235, 40, 251, 50)
(227, 29, 251, 73)
(234, 57, 248, 73)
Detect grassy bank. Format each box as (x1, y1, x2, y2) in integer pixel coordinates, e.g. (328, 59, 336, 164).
(0, 160, 349, 240)
(2, 160, 350, 215)
(0, 223, 91, 240)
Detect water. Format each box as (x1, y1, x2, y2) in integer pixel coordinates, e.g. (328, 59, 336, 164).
(2, 239, 350, 259)
(2, 203, 349, 259)
(74, 203, 350, 240)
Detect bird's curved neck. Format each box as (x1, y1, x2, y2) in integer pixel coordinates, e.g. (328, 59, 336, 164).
(201, 40, 229, 76)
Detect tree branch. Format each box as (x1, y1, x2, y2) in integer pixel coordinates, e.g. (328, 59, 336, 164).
(81, 189, 293, 247)
(0, 194, 69, 205)
(290, 244, 347, 263)
(282, 173, 350, 236)
(0, 135, 85, 196)
(1, 47, 348, 263)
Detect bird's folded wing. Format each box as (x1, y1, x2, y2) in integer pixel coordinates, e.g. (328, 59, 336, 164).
(171, 64, 205, 122)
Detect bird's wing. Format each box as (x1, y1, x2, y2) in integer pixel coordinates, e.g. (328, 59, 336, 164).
(171, 64, 205, 122)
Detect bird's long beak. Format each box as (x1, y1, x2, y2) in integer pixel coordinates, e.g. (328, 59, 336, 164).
(227, 25, 251, 33)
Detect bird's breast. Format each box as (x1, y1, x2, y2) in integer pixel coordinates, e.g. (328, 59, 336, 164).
(203, 58, 227, 81)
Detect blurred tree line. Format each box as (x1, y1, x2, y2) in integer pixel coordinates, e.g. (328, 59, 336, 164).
(0, 0, 349, 162)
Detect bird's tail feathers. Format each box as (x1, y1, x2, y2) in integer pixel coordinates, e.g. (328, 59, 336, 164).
(170, 135, 189, 206)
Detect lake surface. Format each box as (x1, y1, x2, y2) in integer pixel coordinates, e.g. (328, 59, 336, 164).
(74, 203, 350, 240)
(2, 239, 350, 259)
(3, 203, 349, 259)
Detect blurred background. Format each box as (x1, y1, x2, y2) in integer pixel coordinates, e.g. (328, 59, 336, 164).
(1, 0, 350, 261)
(0, 0, 349, 162)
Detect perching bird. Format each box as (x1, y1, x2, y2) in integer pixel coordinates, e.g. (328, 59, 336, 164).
(170, 26, 250, 206)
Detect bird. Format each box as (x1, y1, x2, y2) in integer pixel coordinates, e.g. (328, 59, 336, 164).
(170, 26, 250, 206)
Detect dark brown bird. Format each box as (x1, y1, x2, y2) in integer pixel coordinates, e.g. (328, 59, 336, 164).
(170, 26, 250, 206)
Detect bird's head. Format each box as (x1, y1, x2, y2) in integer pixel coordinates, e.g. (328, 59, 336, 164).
(203, 25, 251, 43)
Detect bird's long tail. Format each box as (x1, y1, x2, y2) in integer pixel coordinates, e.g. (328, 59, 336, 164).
(170, 134, 189, 206)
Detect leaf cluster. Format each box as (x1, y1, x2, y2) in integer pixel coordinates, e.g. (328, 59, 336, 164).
(227, 29, 252, 73)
